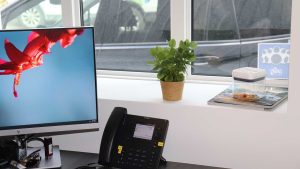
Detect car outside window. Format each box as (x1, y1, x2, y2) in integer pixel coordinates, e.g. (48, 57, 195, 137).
(82, 0, 170, 72)
(1, 0, 62, 29)
(192, 0, 291, 77)
(1, 0, 291, 79)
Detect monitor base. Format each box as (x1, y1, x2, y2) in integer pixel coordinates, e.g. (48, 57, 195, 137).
(28, 146, 62, 169)
(14, 135, 61, 168)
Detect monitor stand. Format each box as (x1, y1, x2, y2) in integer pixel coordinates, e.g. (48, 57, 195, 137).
(28, 146, 61, 169)
(13, 135, 61, 169)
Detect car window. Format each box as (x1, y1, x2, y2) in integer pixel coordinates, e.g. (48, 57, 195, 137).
(192, 0, 291, 77)
(235, 0, 291, 39)
(82, 0, 99, 26)
(193, 0, 239, 41)
(82, 0, 170, 72)
(3, 0, 62, 29)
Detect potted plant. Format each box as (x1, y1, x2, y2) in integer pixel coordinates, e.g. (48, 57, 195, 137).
(148, 39, 197, 101)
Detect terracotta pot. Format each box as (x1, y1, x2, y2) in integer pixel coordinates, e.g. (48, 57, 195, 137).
(160, 81, 184, 101)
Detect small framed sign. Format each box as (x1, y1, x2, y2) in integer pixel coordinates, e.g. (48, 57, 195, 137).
(258, 43, 290, 79)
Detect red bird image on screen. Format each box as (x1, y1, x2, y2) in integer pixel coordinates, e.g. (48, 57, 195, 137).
(0, 28, 84, 97)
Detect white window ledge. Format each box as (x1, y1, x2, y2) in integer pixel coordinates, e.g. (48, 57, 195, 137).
(97, 77, 288, 113)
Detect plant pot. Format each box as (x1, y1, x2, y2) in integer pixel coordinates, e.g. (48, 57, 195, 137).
(160, 81, 184, 101)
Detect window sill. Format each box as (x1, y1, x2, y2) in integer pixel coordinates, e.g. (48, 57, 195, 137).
(97, 77, 288, 113)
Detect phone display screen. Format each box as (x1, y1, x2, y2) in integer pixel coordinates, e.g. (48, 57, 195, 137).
(133, 124, 155, 140)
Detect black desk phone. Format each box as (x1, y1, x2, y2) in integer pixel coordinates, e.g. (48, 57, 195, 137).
(99, 107, 169, 169)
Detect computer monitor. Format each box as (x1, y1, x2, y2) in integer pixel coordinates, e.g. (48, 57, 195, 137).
(0, 27, 98, 137)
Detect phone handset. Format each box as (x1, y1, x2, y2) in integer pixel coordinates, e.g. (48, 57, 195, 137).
(98, 107, 127, 166)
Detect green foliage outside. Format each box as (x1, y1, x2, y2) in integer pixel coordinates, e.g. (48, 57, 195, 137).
(148, 39, 197, 82)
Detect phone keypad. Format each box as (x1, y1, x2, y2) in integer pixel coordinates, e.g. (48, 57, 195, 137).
(116, 147, 159, 169)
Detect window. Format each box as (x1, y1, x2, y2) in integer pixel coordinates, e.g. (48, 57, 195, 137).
(0, 0, 292, 79)
(192, 0, 292, 77)
(82, 0, 170, 72)
(1, 0, 62, 29)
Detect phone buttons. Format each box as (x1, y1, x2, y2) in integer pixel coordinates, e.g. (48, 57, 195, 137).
(158, 142, 164, 147)
(117, 145, 123, 154)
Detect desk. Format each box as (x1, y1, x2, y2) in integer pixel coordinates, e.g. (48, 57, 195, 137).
(60, 150, 227, 169)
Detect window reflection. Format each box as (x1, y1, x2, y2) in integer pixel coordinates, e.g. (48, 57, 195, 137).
(83, 0, 170, 72)
(3, 0, 62, 29)
(192, 0, 291, 77)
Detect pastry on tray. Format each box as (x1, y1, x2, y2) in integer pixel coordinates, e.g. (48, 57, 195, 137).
(233, 93, 259, 102)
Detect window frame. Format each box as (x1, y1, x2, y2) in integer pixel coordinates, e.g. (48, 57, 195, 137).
(63, 0, 290, 86)
(61, 0, 82, 27)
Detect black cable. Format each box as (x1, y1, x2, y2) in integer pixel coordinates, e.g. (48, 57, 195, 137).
(75, 166, 96, 169)
(160, 156, 167, 166)
(75, 163, 104, 169)
(0, 159, 8, 166)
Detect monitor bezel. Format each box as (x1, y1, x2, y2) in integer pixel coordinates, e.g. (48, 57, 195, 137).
(0, 26, 99, 137)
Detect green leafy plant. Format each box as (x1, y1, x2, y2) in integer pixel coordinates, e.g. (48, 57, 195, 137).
(148, 39, 197, 82)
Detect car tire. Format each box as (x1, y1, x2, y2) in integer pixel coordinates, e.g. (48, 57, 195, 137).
(131, 6, 145, 31)
(19, 6, 45, 28)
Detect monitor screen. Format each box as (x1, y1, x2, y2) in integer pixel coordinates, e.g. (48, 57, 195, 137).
(0, 27, 98, 136)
